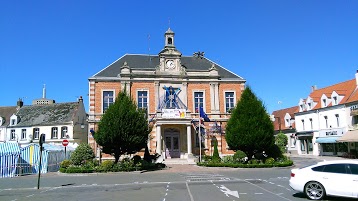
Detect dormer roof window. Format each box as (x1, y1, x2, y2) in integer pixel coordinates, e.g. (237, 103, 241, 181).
(0, 116, 4, 126)
(323, 99, 326, 107)
(10, 114, 18, 126)
(333, 96, 338, 105)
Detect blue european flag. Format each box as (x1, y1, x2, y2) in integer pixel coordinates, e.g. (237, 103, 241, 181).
(199, 107, 210, 122)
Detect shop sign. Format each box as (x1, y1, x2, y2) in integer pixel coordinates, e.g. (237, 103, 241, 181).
(162, 109, 186, 118)
(350, 104, 358, 111)
(318, 128, 344, 137)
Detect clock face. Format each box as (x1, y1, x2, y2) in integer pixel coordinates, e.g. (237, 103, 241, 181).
(166, 60, 175, 69)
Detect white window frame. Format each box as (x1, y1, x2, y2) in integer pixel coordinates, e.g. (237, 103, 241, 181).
(51, 127, 58, 139)
(21, 129, 26, 140)
(302, 119, 305, 130)
(224, 91, 236, 113)
(193, 90, 205, 113)
(335, 114, 340, 127)
(137, 89, 149, 111)
(33, 128, 40, 139)
(309, 118, 313, 130)
(102, 90, 115, 113)
(324, 116, 328, 128)
(61, 126, 68, 139)
(10, 129, 16, 141)
(333, 96, 338, 105)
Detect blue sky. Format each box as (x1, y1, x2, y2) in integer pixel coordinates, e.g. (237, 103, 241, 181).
(1, 1, 357, 114)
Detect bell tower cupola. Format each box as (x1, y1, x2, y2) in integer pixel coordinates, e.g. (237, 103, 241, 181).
(165, 28, 175, 48)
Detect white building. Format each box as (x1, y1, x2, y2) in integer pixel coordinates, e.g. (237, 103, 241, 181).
(294, 71, 358, 156)
(1, 87, 88, 148)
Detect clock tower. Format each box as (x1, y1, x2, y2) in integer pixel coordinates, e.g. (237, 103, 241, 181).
(158, 28, 182, 73)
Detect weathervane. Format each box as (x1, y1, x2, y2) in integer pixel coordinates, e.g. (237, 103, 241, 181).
(193, 51, 205, 59)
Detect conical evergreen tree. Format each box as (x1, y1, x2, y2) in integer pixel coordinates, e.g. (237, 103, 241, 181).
(225, 86, 274, 159)
(94, 89, 150, 164)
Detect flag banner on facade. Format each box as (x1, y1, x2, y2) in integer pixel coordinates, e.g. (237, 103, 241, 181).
(199, 107, 210, 122)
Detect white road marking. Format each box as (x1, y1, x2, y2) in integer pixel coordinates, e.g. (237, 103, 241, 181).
(244, 180, 293, 201)
(255, 193, 263, 195)
(186, 182, 195, 201)
(219, 185, 240, 198)
(26, 194, 34, 197)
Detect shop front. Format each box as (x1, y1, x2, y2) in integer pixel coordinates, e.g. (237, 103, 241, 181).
(295, 132, 314, 155)
(316, 128, 346, 156)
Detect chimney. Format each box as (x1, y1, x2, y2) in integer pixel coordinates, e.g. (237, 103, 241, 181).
(355, 70, 358, 86)
(311, 85, 317, 92)
(17, 98, 23, 108)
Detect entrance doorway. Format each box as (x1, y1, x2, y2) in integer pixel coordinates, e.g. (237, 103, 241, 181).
(164, 128, 180, 158)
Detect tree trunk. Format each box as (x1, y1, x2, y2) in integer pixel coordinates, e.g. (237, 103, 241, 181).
(114, 151, 120, 164)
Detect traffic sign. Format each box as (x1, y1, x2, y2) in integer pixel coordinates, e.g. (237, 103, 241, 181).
(62, 139, 69, 147)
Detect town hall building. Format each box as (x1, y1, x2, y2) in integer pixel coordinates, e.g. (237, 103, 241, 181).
(88, 28, 246, 162)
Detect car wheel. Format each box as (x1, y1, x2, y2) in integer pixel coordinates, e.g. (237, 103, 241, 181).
(304, 181, 326, 200)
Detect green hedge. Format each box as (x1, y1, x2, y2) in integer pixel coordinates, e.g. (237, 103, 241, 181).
(60, 166, 95, 173)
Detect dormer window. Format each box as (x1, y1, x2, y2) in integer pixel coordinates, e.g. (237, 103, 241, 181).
(285, 118, 290, 127)
(307, 102, 311, 110)
(300, 104, 305, 111)
(10, 115, 18, 126)
(323, 99, 326, 107)
(333, 96, 338, 105)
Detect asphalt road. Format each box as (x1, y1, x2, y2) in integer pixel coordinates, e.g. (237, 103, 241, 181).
(0, 157, 357, 201)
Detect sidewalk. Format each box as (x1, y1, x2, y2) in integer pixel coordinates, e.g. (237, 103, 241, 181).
(286, 153, 351, 161)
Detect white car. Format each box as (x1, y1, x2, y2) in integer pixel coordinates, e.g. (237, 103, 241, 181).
(289, 160, 358, 200)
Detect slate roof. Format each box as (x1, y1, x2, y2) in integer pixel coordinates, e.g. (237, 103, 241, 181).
(0, 106, 18, 127)
(272, 106, 298, 130)
(92, 54, 244, 80)
(12, 102, 80, 127)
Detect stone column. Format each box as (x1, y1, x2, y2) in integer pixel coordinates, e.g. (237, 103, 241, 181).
(156, 125, 162, 154)
(182, 82, 188, 108)
(154, 81, 159, 110)
(187, 124, 192, 155)
(214, 83, 219, 113)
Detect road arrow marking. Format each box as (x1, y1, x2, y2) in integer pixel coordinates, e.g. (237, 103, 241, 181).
(219, 185, 239, 198)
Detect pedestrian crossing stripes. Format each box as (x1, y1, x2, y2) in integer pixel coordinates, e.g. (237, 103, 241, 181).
(180, 173, 231, 182)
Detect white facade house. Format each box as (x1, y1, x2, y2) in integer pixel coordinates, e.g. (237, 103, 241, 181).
(272, 106, 298, 154)
(2, 90, 88, 148)
(0, 105, 18, 142)
(294, 71, 358, 156)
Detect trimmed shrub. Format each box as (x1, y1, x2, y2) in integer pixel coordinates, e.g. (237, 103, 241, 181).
(60, 160, 72, 169)
(212, 141, 221, 162)
(132, 155, 142, 164)
(222, 155, 235, 163)
(233, 150, 247, 163)
(265, 157, 275, 164)
(100, 160, 115, 172)
(202, 155, 213, 162)
(70, 143, 95, 166)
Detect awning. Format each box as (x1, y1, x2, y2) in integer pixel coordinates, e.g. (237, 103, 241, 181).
(336, 130, 358, 142)
(316, 137, 339, 143)
(295, 131, 314, 137)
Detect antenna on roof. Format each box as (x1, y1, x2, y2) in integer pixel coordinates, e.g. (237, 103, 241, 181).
(148, 33, 152, 65)
(168, 17, 171, 28)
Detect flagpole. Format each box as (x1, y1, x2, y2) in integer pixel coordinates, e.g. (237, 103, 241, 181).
(199, 115, 201, 162)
